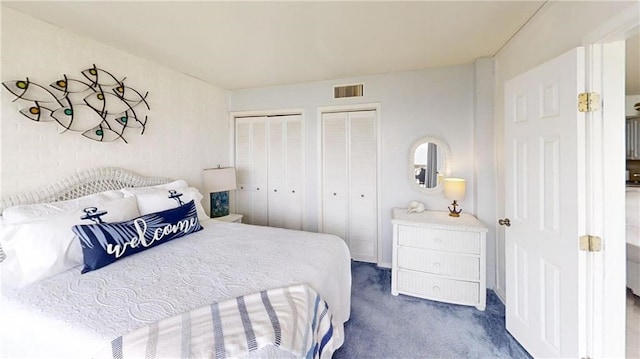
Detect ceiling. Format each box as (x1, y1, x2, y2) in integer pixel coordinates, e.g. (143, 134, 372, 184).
(3, 1, 637, 93)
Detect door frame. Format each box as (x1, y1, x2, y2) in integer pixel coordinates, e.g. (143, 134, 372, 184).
(229, 109, 306, 228)
(317, 103, 383, 265)
(580, 6, 639, 357)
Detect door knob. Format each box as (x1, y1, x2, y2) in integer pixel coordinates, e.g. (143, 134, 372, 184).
(498, 218, 511, 227)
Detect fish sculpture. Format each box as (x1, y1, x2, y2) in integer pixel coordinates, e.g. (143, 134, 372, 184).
(2, 65, 149, 143)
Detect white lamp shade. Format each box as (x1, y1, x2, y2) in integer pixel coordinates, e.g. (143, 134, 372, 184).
(202, 167, 237, 193)
(443, 178, 466, 200)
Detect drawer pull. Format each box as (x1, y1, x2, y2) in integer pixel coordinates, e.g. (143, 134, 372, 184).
(433, 285, 440, 293)
(433, 262, 441, 272)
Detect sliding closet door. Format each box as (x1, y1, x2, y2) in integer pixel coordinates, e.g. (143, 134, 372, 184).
(235, 117, 268, 226)
(348, 111, 377, 261)
(321, 113, 349, 240)
(321, 110, 378, 263)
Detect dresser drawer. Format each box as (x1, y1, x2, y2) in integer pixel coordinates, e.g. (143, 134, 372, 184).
(397, 225, 479, 254)
(397, 247, 479, 280)
(397, 269, 479, 304)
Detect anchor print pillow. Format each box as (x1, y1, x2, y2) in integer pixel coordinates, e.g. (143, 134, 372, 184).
(72, 200, 203, 273)
(121, 186, 208, 221)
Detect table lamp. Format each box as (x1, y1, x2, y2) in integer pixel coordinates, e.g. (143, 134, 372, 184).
(443, 177, 466, 217)
(202, 166, 237, 218)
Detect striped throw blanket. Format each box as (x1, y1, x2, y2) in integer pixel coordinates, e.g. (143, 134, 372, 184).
(95, 284, 337, 359)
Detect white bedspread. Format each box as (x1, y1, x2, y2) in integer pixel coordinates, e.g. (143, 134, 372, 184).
(0, 220, 351, 359)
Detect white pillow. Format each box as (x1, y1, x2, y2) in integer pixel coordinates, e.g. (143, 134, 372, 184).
(122, 186, 208, 221)
(2, 189, 125, 225)
(129, 179, 189, 191)
(0, 196, 140, 287)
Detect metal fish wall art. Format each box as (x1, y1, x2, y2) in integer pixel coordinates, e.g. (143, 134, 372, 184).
(2, 64, 150, 143)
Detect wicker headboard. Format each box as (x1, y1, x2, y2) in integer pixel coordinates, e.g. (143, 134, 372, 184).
(1, 167, 172, 212)
(0, 167, 172, 262)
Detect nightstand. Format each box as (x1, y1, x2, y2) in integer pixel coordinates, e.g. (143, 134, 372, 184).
(391, 208, 488, 310)
(213, 213, 243, 223)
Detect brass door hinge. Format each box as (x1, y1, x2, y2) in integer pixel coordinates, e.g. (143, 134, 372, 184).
(579, 235, 602, 252)
(578, 92, 600, 112)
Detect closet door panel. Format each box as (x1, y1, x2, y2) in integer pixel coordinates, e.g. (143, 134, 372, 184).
(251, 120, 268, 226)
(252, 189, 268, 226)
(284, 117, 303, 230)
(348, 111, 377, 262)
(251, 120, 268, 190)
(349, 111, 377, 199)
(235, 118, 257, 224)
(322, 113, 349, 239)
(349, 195, 377, 261)
(235, 118, 253, 189)
(267, 119, 285, 228)
(323, 195, 348, 240)
(234, 117, 268, 226)
(286, 190, 303, 230)
(236, 185, 252, 224)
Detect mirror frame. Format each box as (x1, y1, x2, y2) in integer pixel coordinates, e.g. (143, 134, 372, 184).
(408, 135, 451, 194)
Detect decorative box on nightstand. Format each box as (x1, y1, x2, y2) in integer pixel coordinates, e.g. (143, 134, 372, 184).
(213, 213, 243, 223)
(391, 208, 488, 310)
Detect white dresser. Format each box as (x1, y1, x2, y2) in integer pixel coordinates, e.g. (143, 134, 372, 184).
(391, 208, 488, 310)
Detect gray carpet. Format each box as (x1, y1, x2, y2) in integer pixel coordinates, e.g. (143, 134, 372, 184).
(333, 261, 532, 359)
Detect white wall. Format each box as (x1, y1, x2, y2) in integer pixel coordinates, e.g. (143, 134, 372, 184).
(473, 58, 496, 290)
(0, 8, 230, 198)
(492, 1, 634, 299)
(230, 65, 477, 268)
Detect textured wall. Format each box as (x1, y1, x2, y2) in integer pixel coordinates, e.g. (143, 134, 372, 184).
(0, 8, 230, 197)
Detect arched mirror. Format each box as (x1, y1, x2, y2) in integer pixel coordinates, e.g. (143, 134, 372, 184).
(408, 136, 451, 194)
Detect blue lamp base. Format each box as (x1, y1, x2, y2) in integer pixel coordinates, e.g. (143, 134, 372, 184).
(210, 191, 229, 218)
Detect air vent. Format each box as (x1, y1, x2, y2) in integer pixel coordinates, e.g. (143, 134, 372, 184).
(334, 84, 364, 99)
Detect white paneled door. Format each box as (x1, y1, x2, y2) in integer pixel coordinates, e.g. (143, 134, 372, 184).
(504, 48, 585, 357)
(321, 110, 378, 263)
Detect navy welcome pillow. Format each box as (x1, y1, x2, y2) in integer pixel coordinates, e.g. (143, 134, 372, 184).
(72, 200, 203, 273)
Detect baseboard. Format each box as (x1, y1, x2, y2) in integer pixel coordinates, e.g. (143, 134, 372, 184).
(493, 287, 506, 305)
(377, 261, 392, 269)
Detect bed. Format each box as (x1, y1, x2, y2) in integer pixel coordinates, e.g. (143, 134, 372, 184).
(628, 187, 640, 296)
(0, 167, 351, 359)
